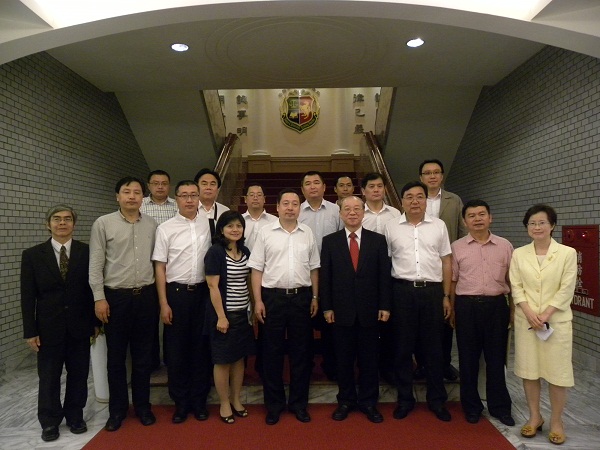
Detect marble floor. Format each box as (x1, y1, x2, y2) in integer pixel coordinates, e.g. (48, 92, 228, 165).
(1, 349, 599, 450)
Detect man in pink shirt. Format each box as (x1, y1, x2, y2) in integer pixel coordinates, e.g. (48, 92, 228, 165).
(451, 199, 514, 426)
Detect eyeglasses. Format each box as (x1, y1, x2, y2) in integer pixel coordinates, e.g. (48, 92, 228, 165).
(176, 194, 200, 200)
(51, 217, 73, 223)
(527, 221, 550, 227)
(402, 195, 426, 202)
(421, 171, 443, 176)
(149, 182, 169, 187)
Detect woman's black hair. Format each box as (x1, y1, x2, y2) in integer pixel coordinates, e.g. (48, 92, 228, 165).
(212, 210, 246, 248)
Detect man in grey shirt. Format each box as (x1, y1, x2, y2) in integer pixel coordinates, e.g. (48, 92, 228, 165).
(90, 176, 158, 432)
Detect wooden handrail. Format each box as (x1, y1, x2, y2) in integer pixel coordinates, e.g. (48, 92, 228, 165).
(363, 131, 402, 211)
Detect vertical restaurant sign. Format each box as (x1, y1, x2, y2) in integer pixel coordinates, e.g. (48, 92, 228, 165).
(562, 225, 599, 316)
(279, 89, 320, 133)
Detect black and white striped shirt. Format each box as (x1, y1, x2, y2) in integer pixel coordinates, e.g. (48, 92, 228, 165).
(225, 253, 250, 311)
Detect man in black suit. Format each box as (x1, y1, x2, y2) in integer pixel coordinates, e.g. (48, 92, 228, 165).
(20, 205, 97, 442)
(320, 196, 392, 423)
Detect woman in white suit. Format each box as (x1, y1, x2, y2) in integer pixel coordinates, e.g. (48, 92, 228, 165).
(509, 204, 576, 445)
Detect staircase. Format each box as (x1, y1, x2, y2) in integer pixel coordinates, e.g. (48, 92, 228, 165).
(237, 172, 359, 213)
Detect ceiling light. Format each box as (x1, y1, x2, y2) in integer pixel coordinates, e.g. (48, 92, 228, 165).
(406, 38, 424, 48)
(171, 43, 189, 52)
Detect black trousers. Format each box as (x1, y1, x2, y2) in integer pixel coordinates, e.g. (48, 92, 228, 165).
(261, 288, 312, 413)
(391, 281, 447, 408)
(104, 286, 158, 417)
(455, 295, 512, 416)
(164, 282, 211, 410)
(333, 320, 380, 407)
(37, 332, 90, 428)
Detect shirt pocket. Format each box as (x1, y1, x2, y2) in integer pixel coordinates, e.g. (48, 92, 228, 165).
(294, 243, 310, 264)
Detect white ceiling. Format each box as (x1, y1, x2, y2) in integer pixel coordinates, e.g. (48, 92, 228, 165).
(2, 1, 600, 184)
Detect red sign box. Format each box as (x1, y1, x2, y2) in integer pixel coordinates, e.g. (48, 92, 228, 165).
(562, 226, 599, 316)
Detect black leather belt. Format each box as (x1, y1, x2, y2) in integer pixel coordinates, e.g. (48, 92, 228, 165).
(457, 294, 505, 302)
(264, 286, 311, 295)
(106, 284, 153, 296)
(394, 279, 441, 288)
(169, 282, 205, 292)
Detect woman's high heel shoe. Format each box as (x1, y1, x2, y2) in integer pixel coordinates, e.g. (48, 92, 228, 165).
(231, 404, 248, 418)
(549, 431, 566, 445)
(220, 414, 235, 424)
(520, 419, 544, 438)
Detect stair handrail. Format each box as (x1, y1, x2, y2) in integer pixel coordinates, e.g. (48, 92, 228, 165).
(215, 133, 243, 208)
(362, 131, 402, 211)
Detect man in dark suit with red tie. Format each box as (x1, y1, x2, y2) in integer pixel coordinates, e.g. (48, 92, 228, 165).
(20, 205, 97, 442)
(320, 196, 392, 423)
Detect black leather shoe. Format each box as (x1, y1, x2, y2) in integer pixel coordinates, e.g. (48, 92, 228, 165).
(194, 408, 209, 421)
(493, 414, 515, 426)
(393, 404, 414, 420)
(265, 411, 280, 425)
(430, 406, 452, 422)
(443, 364, 459, 381)
(465, 413, 480, 424)
(332, 404, 353, 421)
(359, 405, 384, 423)
(292, 408, 311, 423)
(138, 410, 156, 426)
(41, 426, 59, 442)
(104, 416, 124, 432)
(172, 407, 188, 424)
(67, 419, 87, 434)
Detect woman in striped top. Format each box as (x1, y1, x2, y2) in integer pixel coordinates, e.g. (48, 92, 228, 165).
(205, 211, 254, 424)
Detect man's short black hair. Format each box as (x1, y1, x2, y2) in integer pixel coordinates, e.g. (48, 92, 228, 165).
(175, 180, 199, 195)
(147, 169, 171, 182)
(400, 180, 428, 198)
(115, 176, 146, 194)
(418, 159, 445, 175)
(301, 171, 324, 185)
(462, 199, 491, 218)
(277, 188, 300, 204)
(360, 172, 384, 189)
(194, 168, 222, 188)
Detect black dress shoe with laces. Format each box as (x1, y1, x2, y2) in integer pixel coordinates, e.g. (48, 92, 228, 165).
(430, 405, 452, 422)
(41, 426, 59, 442)
(359, 405, 384, 423)
(393, 404, 414, 420)
(104, 415, 124, 432)
(332, 404, 353, 421)
(137, 410, 156, 426)
(67, 419, 88, 434)
(292, 408, 311, 423)
(265, 411, 281, 425)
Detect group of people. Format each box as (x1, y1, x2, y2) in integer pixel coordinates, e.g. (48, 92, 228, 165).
(21, 160, 576, 446)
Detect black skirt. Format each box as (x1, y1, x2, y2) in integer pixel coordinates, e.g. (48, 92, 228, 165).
(209, 309, 255, 364)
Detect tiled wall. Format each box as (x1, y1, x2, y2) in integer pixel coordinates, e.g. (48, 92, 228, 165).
(0, 53, 149, 373)
(447, 46, 600, 372)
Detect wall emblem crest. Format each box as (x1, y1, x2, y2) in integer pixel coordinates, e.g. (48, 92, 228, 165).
(279, 89, 320, 133)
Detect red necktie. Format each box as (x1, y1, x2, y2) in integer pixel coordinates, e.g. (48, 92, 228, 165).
(349, 232, 359, 271)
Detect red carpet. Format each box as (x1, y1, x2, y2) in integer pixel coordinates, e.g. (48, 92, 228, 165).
(84, 403, 513, 450)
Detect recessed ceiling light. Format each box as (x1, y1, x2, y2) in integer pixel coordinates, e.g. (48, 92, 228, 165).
(171, 43, 189, 52)
(406, 38, 424, 48)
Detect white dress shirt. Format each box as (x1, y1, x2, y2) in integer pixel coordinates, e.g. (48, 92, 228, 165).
(299, 199, 342, 251)
(362, 203, 401, 235)
(242, 210, 277, 251)
(426, 189, 442, 218)
(384, 213, 451, 282)
(247, 220, 320, 289)
(152, 212, 211, 284)
(51, 238, 72, 265)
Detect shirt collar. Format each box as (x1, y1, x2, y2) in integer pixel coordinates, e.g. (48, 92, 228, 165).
(175, 211, 199, 222)
(364, 203, 389, 214)
(51, 238, 72, 253)
(301, 199, 326, 212)
(244, 209, 267, 221)
(399, 212, 433, 224)
(345, 227, 362, 240)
